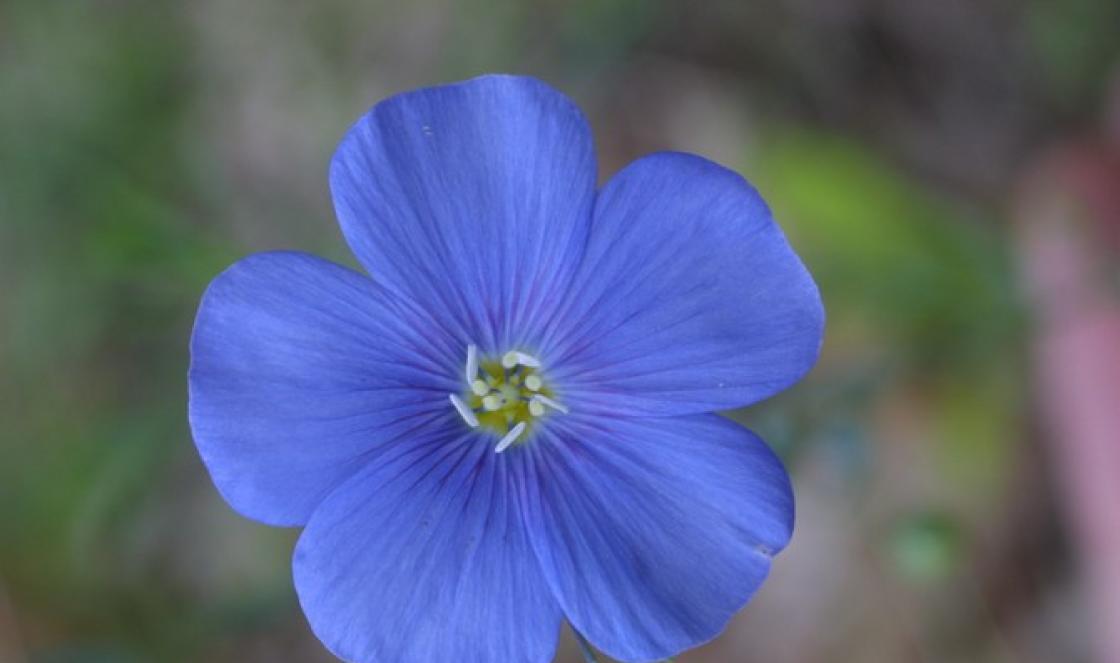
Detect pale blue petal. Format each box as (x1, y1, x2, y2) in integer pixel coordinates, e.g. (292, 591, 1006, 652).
(540, 152, 824, 416)
(188, 251, 459, 526)
(330, 74, 596, 354)
(293, 425, 561, 663)
(522, 414, 793, 662)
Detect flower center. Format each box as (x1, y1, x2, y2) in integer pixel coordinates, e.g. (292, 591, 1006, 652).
(448, 344, 568, 452)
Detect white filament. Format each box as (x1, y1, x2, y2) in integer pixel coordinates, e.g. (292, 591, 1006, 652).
(494, 421, 526, 453)
(465, 344, 479, 384)
(515, 351, 541, 368)
(532, 394, 570, 414)
(448, 394, 479, 428)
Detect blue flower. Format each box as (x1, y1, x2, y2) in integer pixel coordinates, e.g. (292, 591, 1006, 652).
(189, 74, 823, 663)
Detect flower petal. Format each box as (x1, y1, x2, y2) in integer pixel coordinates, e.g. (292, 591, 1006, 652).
(522, 414, 793, 662)
(330, 74, 597, 354)
(188, 251, 460, 526)
(541, 152, 824, 416)
(293, 425, 562, 663)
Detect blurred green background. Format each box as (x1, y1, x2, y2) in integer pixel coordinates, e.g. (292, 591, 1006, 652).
(3, 1, 1120, 662)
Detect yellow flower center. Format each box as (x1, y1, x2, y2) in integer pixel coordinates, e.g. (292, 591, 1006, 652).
(447, 346, 568, 452)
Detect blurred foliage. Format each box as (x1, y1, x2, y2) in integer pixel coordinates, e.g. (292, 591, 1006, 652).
(888, 513, 965, 584)
(1027, 0, 1120, 111)
(757, 130, 1022, 375)
(749, 130, 1026, 503)
(0, 5, 264, 660)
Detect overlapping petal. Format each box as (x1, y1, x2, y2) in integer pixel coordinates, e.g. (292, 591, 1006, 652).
(188, 251, 460, 526)
(520, 414, 793, 662)
(330, 74, 597, 354)
(540, 152, 824, 416)
(293, 425, 562, 663)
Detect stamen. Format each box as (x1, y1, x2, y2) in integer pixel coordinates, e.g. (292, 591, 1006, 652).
(501, 350, 542, 369)
(448, 394, 479, 428)
(532, 394, 570, 414)
(494, 421, 526, 453)
(465, 344, 479, 384)
(457, 345, 567, 447)
(516, 351, 541, 367)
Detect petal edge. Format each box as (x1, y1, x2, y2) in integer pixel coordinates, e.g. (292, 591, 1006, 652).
(543, 152, 824, 416)
(522, 413, 794, 661)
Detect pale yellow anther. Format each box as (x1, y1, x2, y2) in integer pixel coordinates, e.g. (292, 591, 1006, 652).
(524, 375, 542, 392)
(528, 399, 546, 417)
(470, 379, 490, 396)
(482, 394, 503, 411)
